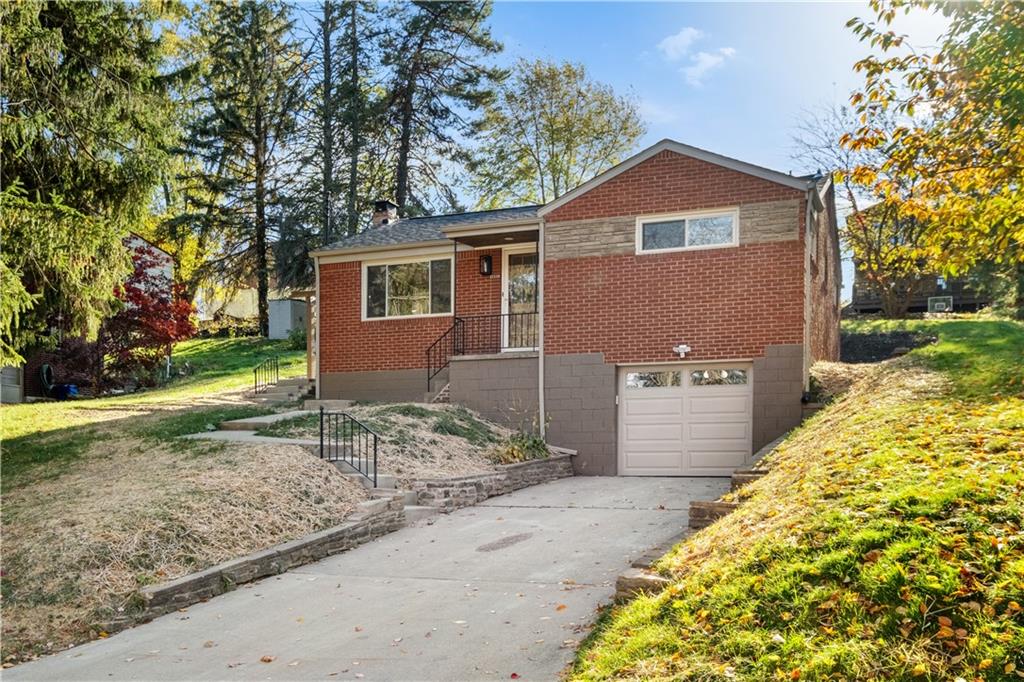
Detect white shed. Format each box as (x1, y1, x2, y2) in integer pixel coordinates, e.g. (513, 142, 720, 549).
(269, 299, 307, 340)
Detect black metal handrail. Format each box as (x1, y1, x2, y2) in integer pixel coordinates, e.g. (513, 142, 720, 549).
(253, 356, 279, 394)
(425, 312, 538, 392)
(319, 407, 378, 487)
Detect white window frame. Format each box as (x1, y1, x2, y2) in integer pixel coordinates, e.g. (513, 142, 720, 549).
(634, 207, 740, 255)
(361, 253, 455, 321)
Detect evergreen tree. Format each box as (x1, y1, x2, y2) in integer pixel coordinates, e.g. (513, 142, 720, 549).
(275, 0, 384, 290)
(0, 1, 182, 362)
(383, 1, 504, 216)
(184, 0, 302, 336)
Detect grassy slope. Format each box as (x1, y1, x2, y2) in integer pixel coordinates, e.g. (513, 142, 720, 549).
(1, 338, 303, 490)
(0, 338, 350, 661)
(572, 319, 1024, 681)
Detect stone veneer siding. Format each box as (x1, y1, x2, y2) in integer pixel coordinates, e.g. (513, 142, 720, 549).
(544, 198, 802, 260)
(447, 352, 538, 427)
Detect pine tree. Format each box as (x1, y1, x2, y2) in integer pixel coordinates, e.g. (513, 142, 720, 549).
(184, 0, 302, 336)
(0, 1, 182, 362)
(383, 1, 504, 216)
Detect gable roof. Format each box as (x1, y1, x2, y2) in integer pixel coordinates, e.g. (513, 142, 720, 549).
(536, 139, 818, 217)
(311, 205, 540, 256)
(311, 139, 826, 258)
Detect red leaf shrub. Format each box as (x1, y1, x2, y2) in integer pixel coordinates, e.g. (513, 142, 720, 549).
(98, 242, 195, 383)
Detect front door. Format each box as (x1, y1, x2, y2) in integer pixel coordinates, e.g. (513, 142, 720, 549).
(502, 247, 538, 350)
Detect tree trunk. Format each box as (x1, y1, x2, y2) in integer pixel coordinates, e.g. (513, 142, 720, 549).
(394, 78, 415, 215)
(254, 106, 270, 338)
(321, 1, 335, 244)
(345, 0, 360, 235)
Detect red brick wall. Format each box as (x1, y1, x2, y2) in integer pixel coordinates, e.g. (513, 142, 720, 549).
(544, 149, 808, 362)
(318, 249, 502, 373)
(544, 242, 805, 362)
(546, 150, 803, 223)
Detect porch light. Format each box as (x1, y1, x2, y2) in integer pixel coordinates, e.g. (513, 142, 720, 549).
(479, 254, 493, 276)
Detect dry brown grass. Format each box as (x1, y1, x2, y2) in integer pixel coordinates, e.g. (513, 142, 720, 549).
(809, 360, 879, 402)
(2, 436, 366, 663)
(267, 403, 508, 485)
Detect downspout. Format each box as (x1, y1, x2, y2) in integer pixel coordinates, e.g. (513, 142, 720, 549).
(537, 220, 546, 439)
(314, 255, 322, 400)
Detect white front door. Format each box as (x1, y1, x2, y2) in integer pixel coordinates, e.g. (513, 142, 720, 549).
(501, 247, 538, 350)
(618, 363, 752, 476)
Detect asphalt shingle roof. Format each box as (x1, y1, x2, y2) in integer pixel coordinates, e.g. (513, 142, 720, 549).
(320, 205, 541, 252)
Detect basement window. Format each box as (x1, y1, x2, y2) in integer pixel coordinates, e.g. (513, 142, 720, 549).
(364, 257, 452, 319)
(636, 209, 738, 254)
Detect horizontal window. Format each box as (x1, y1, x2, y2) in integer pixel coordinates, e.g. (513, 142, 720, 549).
(637, 210, 737, 254)
(365, 258, 452, 319)
(690, 368, 747, 386)
(626, 370, 681, 389)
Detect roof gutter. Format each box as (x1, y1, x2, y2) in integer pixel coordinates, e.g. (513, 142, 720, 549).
(309, 238, 453, 259)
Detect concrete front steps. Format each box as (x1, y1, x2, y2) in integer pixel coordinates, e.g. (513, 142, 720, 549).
(254, 377, 315, 404)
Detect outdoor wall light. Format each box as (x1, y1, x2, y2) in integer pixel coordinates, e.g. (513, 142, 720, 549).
(479, 254, 493, 276)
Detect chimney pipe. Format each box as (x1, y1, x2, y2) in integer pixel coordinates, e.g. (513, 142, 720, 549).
(371, 200, 398, 228)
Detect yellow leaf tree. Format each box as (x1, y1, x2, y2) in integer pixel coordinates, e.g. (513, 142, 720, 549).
(847, 0, 1024, 317)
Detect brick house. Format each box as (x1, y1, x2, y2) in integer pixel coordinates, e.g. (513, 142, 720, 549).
(311, 139, 841, 476)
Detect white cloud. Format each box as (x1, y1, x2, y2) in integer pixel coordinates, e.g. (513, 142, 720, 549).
(638, 98, 678, 124)
(656, 27, 703, 62)
(682, 47, 736, 87)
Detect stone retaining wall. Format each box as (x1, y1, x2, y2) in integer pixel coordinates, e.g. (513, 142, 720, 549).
(688, 500, 739, 529)
(136, 496, 405, 622)
(411, 452, 574, 512)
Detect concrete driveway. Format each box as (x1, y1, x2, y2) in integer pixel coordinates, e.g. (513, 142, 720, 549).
(8, 476, 728, 682)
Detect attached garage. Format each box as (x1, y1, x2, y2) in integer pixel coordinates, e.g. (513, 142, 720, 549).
(617, 363, 752, 476)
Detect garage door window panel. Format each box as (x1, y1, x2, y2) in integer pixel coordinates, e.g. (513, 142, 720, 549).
(690, 368, 748, 386)
(626, 371, 682, 389)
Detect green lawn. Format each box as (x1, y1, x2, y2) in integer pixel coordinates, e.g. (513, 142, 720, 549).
(1, 337, 303, 490)
(572, 318, 1024, 681)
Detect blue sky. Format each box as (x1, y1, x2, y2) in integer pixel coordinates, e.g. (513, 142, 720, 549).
(481, 2, 949, 300)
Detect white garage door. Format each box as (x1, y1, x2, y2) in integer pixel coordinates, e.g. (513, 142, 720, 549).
(618, 363, 752, 476)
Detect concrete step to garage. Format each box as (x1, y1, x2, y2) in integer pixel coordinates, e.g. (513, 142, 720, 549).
(220, 410, 312, 431)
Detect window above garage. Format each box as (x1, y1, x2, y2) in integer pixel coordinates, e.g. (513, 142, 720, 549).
(635, 208, 738, 254)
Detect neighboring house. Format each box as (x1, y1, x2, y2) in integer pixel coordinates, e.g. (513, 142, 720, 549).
(310, 139, 841, 476)
(849, 270, 990, 314)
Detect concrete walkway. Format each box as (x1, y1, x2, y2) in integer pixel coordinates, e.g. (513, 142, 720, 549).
(7, 476, 729, 682)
